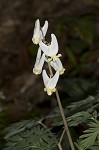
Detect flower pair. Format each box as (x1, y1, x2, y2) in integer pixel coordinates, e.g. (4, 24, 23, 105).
(32, 19, 48, 45)
(32, 19, 65, 95)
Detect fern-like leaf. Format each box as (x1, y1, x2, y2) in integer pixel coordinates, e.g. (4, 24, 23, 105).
(79, 119, 99, 149)
(67, 111, 93, 126)
(4, 125, 58, 150)
(5, 119, 41, 139)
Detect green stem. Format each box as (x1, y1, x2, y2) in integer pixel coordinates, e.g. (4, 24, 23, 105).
(48, 62, 75, 150)
(58, 129, 65, 150)
(59, 128, 65, 143)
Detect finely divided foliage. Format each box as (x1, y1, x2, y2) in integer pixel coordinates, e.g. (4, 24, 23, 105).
(4, 125, 58, 150)
(4, 93, 99, 150)
(79, 119, 99, 149)
(4, 107, 99, 150)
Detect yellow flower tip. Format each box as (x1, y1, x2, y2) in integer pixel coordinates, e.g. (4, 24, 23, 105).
(34, 37, 39, 44)
(60, 68, 65, 75)
(33, 68, 41, 75)
(50, 54, 62, 61)
(57, 54, 62, 58)
(44, 87, 56, 95)
(47, 92, 52, 96)
(49, 74, 53, 78)
(51, 88, 56, 92)
(44, 88, 47, 91)
(48, 57, 52, 62)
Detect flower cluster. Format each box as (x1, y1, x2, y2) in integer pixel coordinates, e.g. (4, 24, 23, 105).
(32, 19, 65, 95)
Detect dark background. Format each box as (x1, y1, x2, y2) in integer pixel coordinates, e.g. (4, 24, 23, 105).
(0, 0, 99, 149)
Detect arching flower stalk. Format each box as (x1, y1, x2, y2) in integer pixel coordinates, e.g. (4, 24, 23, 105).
(32, 19, 75, 150)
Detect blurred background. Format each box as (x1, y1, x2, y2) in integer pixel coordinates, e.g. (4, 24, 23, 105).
(0, 0, 99, 149)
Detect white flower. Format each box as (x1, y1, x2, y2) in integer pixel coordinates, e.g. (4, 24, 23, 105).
(39, 34, 62, 61)
(50, 58, 65, 75)
(32, 19, 48, 45)
(33, 47, 45, 75)
(42, 70, 59, 95)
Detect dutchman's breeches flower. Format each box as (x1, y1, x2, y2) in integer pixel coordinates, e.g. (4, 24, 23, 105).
(50, 58, 65, 75)
(32, 19, 48, 45)
(39, 34, 62, 61)
(42, 70, 59, 96)
(32, 19, 65, 95)
(33, 47, 45, 75)
(32, 19, 75, 150)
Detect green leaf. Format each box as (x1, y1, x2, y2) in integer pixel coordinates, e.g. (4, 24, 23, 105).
(74, 141, 85, 150)
(90, 144, 99, 150)
(61, 78, 98, 98)
(4, 125, 58, 150)
(79, 119, 99, 149)
(67, 111, 92, 127)
(5, 120, 37, 139)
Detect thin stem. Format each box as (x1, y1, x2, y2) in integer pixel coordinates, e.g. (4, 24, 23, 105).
(58, 143, 63, 150)
(40, 28, 75, 149)
(48, 62, 75, 150)
(38, 120, 63, 150)
(58, 128, 65, 150)
(59, 128, 65, 143)
(55, 90, 75, 150)
(37, 120, 47, 129)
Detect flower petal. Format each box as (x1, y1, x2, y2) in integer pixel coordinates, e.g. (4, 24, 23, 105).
(35, 19, 40, 28)
(35, 47, 41, 66)
(48, 71, 59, 88)
(57, 58, 65, 74)
(50, 58, 65, 75)
(57, 58, 63, 68)
(50, 58, 62, 70)
(32, 19, 41, 44)
(39, 41, 52, 56)
(50, 34, 58, 55)
(42, 20, 48, 37)
(42, 70, 49, 87)
(50, 61, 58, 71)
(34, 19, 40, 35)
(37, 53, 45, 70)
